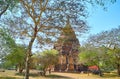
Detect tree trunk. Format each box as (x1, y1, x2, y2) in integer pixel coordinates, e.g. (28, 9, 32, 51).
(24, 27, 37, 79)
(25, 45, 35, 79)
(117, 64, 120, 76)
(43, 68, 47, 76)
(18, 64, 24, 73)
(19, 68, 23, 73)
(97, 65, 103, 77)
(49, 68, 51, 74)
(15, 65, 18, 71)
(25, 55, 30, 79)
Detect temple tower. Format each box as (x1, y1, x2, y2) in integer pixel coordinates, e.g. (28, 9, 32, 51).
(54, 20, 80, 71)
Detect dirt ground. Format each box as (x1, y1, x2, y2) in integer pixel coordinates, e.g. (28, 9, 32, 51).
(0, 70, 120, 79)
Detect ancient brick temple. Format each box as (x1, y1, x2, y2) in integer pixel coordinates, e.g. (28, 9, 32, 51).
(54, 21, 80, 72)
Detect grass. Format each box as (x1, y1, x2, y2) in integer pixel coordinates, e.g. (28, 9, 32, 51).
(0, 70, 120, 79)
(46, 74, 72, 79)
(0, 77, 21, 79)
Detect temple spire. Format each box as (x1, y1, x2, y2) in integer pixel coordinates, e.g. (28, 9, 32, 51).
(54, 17, 80, 71)
(66, 16, 70, 27)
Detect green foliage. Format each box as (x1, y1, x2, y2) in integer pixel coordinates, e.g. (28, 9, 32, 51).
(4, 44, 26, 69)
(107, 47, 120, 66)
(0, 28, 26, 71)
(80, 26, 120, 73)
(35, 49, 58, 70)
(36, 65, 44, 70)
(78, 46, 114, 72)
(79, 46, 99, 66)
(0, 28, 16, 59)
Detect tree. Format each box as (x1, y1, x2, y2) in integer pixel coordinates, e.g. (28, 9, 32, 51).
(79, 46, 104, 67)
(4, 44, 26, 73)
(0, 0, 19, 17)
(108, 47, 120, 76)
(34, 49, 58, 76)
(0, 28, 26, 73)
(82, 26, 120, 76)
(79, 45, 110, 76)
(0, 0, 116, 79)
(85, 26, 120, 47)
(0, 28, 16, 60)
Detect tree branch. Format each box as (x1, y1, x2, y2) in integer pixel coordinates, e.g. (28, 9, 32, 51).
(0, 4, 9, 17)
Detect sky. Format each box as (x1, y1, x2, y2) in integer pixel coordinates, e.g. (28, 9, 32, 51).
(1, 1, 119, 52)
(79, 0, 120, 42)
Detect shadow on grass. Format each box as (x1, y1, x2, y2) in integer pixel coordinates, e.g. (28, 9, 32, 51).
(16, 72, 73, 79)
(15, 72, 39, 77)
(46, 74, 73, 79)
(0, 77, 22, 79)
(102, 72, 120, 78)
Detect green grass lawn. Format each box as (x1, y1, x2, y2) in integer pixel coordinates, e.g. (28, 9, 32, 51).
(0, 70, 120, 79)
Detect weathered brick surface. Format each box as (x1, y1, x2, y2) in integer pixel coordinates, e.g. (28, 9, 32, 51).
(54, 22, 80, 72)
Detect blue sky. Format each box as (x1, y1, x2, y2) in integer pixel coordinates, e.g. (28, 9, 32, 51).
(87, 0, 120, 34)
(79, 0, 120, 42)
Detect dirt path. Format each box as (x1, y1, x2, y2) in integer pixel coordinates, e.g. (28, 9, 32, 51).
(51, 72, 100, 79)
(51, 72, 119, 79)
(0, 70, 119, 79)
